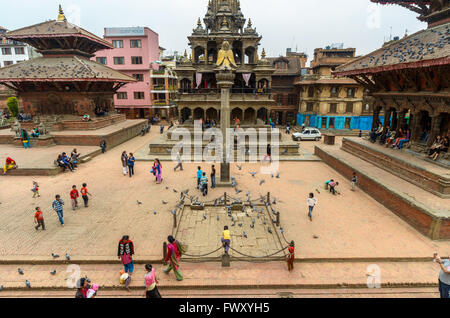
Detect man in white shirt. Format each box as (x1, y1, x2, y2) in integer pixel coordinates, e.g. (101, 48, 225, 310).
(307, 193, 317, 222)
(435, 253, 450, 298)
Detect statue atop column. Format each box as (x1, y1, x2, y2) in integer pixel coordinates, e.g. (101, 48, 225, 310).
(216, 40, 237, 70)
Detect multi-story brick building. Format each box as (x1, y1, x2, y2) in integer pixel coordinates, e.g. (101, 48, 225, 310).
(267, 48, 307, 125)
(93, 27, 160, 119)
(296, 46, 374, 130)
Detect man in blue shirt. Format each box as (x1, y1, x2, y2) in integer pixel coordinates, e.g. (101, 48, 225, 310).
(435, 253, 450, 298)
(200, 173, 208, 196)
(52, 194, 65, 226)
(61, 152, 74, 172)
(196, 166, 203, 189)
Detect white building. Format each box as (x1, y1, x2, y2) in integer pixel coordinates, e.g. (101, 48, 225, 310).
(0, 26, 39, 68)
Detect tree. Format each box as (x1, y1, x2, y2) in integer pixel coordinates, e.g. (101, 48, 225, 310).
(6, 97, 19, 117)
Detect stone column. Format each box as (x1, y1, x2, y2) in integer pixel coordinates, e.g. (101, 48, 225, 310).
(383, 107, 391, 130)
(216, 69, 235, 186)
(428, 114, 442, 147)
(397, 110, 405, 131)
(410, 110, 422, 143)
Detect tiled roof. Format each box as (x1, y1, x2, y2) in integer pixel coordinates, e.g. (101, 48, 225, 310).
(295, 77, 359, 85)
(266, 56, 302, 76)
(6, 20, 112, 49)
(0, 57, 135, 82)
(335, 22, 450, 76)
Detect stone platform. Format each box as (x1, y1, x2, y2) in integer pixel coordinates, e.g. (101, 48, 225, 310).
(0, 119, 147, 149)
(0, 145, 102, 176)
(315, 144, 450, 240)
(341, 137, 450, 198)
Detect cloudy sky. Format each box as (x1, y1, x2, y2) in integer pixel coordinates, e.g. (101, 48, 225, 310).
(1, 0, 426, 64)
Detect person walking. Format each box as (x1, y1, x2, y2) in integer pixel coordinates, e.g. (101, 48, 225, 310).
(196, 166, 203, 189)
(80, 183, 91, 208)
(34, 207, 45, 231)
(210, 165, 216, 189)
(70, 185, 79, 210)
(21, 129, 31, 149)
(263, 144, 272, 163)
(144, 264, 162, 298)
(118, 235, 135, 292)
(307, 193, 317, 221)
(286, 123, 291, 135)
(200, 172, 208, 196)
(32, 181, 40, 198)
(155, 159, 162, 184)
(52, 195, 65, 226)
(174, 151, 183, 172)
(163, 235, 183, 281)
(286, 241, 295, 271)
(435, 253, 450, 298)
(121, 151, 128, 176)
(100, 139, 107, 154)
(127, 153, 135, 178)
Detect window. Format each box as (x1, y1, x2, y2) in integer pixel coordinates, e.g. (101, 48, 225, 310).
(330, 86, 339, 97)
(134, 92, 145, 99)
(130, 40, 142, 48)
(96, 57, 107, 65)
(329, 117, 335, 128)
(329, 103, 337, 113)
(321, 117, 328, 127)
(346, 102, 354, 113)
(3, 61, 13, 66)
(114, 57, 125, 65)
(306, 102, 314, 112)
(131, 56, 143, 64)
(14, 47, 25, 55)
(117, 92, 128, 99)
(133, 74, 144, 82)
(303, 130, 310, 135)
(288, 94, 296, 105)
(112, 40, 123, 48)
(275, 61, 287, 69)
(347, 88, 355, 98)
(308, 87, 315, 98)
(276, 94, 284, 105)
(2, 48, 11, 55)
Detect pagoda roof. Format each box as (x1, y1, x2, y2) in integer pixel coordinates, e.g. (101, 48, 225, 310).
(0, 57, 135, 82)
(335, 22, 450, 77)
(5, 19, 112, 50)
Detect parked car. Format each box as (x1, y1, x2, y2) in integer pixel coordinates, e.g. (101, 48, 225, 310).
(292, 128, 322, 141)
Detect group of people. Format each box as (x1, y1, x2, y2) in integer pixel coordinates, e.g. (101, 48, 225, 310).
(196, 165, 216, 196)
(371, 124, 412, 150)
(55, 149, 81, 172)
(75, 277, 99, 298)
(115, 235, 184, 298)
(121, 151, 136, 177)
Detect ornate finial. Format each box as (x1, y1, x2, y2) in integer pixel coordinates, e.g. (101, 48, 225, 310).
(57, 4, 66, 21)
(261, 48, 266, 59)
(184, 50, 187, 58)
(189, 54, 192, 61)
(197, 18, 202, 26)
(248, 18, 252, 27)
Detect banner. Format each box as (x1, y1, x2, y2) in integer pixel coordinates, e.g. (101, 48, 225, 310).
(196, 72, 203, 89)
(242, 73, 252, 87)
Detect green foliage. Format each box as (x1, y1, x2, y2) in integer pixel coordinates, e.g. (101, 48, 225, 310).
(6, 97, 19, 117)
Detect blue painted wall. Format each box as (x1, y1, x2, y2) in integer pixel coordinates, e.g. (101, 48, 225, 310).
(296, 114, 384, 131)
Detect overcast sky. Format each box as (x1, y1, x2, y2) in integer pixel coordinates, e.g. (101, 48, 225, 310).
(1, 0, 426, 65)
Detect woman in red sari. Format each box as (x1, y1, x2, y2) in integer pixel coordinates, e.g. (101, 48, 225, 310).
(286, 241, 295, 271)
(163, 235, 183, 281)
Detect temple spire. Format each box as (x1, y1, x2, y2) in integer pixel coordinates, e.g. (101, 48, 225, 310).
(261, 48, 266, 59)
(57, 4, 66, 21)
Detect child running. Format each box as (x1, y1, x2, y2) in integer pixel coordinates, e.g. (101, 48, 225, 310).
(70, 185, 79, 210)
(31, 181, 40, 198)
(34, 207, 45, 231)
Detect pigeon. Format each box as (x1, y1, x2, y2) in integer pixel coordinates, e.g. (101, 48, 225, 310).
(65, 253, 70, 261)
(268, 227, 272, 234)
(153, 210, 157, 215)
(250, 172, 257, 177)
(235, 189, 242, 194)
(137, 200, 142, 205)
(245, 212, 249, 217)
(271, 173, 274, 178)
(252, 218, 256, 224)
(238, 223, 243, 227)
(231, 216, 235, 222)
(51, 253, 59, 259)
(165, 149, 171, 154)
(250, 224, 254, 229)
(162, 200, 168, 205)
(264, 219, 267, 225)
(165, 186, 169, 190)
(170, 209, 176, 215)
(246, 191, 251, 197)
(203, 213, 207, 220)
(243, 232, 247, 238)
(50, 270, 56, 275)
(18, 268, 24, 275)
(313, 235, 319, 239)
(276, 172, 280, 179)
(259, 180, 265, 186)
(25, 280, 31, 288)
(273, 198, 277, 205)
(231, 222, 236, 227)
(282, 149, 288, 155)
(237, 165, 242, 171)
(280, 227, 284, 234)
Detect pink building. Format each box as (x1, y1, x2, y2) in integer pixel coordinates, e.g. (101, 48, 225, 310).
(93, 27, 160, 119)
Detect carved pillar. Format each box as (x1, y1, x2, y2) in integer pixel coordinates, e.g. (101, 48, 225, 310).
(428, 114, 442, 147)
(216, 70, 234, 186)
(410, 110, 422, 143)
(372, 107, 380, 130)
(397, 110, 405, 131)
(383, 106, 391, 130)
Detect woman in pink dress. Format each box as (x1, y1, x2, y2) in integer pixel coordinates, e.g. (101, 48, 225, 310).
(144, 264, 161, 298)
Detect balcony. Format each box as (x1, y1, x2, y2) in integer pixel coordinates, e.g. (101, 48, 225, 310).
(176, 88, 273, 102)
